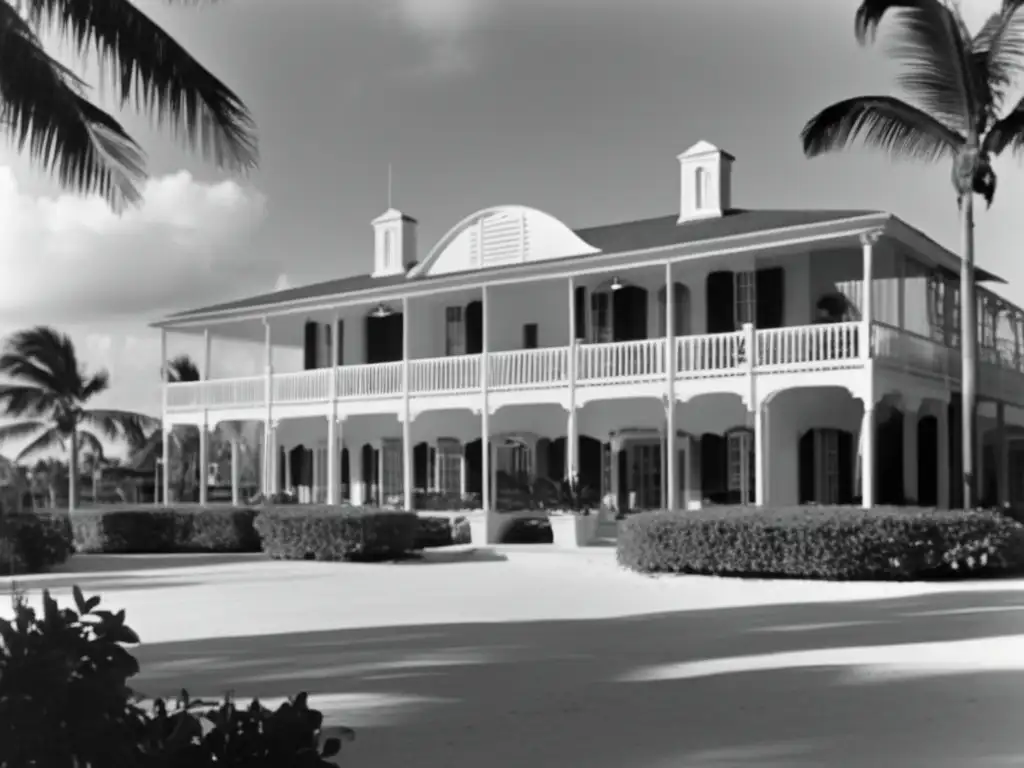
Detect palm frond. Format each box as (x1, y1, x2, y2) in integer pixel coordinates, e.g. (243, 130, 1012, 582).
(164, 354, 201, 383)
(81, 408, 159, 446)
(14, 425, 66, 463)
(855, 0, 923, 43)
(23, 0, 258, 173)
(984, 93, 1024, 155)
(0, 4, 146, 210)
(801, 95, 964, 161)
(0, 384, 57, 417)
(79, 370, 110, 402)
(0, 419, 50, 447)
(871, 1, 983, 136)
(0, 326, 83, 397)
(972, 1, 1024, 116)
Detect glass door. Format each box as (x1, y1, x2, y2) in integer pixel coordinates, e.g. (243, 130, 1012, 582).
(627, 441, 662, 509)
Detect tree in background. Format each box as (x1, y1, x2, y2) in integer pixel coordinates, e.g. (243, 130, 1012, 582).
(1, 0, 257, 210)
(0, 327, 158, 510)
(800, 0, 1024, 509)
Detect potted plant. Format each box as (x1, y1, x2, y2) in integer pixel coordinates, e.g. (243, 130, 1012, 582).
(547, 473, 599, 548)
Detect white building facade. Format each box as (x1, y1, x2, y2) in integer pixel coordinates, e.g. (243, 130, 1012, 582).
(154, 141, 1024, 515)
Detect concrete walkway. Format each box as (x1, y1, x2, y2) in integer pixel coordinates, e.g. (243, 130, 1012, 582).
(4, 549, 1024, 767)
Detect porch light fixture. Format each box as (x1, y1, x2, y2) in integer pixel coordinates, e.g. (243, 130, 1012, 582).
(370, 303, 394, 318)
(609, 276, 624, 291)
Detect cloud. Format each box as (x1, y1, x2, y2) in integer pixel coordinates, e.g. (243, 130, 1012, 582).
(384, 0, 496, 76)
(0, 167, 267, 325)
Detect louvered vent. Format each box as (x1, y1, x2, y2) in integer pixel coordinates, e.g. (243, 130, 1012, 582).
(468, 225, 481, 267)
(481, 211, 527, 265)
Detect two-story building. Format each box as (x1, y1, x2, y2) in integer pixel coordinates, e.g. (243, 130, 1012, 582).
(152, 140, 1024, 517)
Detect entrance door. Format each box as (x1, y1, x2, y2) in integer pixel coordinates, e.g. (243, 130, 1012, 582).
(627, 441, 662, 509)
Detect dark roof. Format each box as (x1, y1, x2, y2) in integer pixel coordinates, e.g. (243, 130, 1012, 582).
(162, 208, 882, 322)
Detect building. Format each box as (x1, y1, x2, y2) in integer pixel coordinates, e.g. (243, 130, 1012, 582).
(152, 140, 1024, 516)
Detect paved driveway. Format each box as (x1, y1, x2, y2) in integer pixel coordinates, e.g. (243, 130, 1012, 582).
(6, 547, 1024, 767)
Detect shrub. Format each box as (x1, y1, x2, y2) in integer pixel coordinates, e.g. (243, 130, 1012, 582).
(255, 505, 419, 561)
(0, 511, 73, 574)
(71, 505, 261, 554)
(0, 586, 354, 767)
(415, 515, 471, 548)
(617, 505, 1024, 581)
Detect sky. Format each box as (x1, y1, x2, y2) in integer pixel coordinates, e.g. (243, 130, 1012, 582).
(2, 0, 1023, 459)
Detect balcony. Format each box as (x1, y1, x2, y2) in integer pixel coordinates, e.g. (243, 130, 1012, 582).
(165, 321, 1017, 412)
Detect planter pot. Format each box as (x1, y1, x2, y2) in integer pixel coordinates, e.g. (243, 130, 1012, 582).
(467, 510, 497, 545)
(548, 513, 599, 548)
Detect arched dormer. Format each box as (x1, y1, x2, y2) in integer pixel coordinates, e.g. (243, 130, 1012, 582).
(408, 205, 601, 278)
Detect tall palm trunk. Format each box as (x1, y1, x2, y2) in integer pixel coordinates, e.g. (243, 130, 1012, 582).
(68, 429, 80, 511)
(960, 194, 977, 511)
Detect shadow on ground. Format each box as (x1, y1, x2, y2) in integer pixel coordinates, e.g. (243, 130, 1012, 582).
(131, 588, 1024, 768)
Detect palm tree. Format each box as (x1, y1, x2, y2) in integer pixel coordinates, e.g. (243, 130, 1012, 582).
(0, 326, 159, 510)
(2, 0, 258, 211)
(799, 0, 1024, 511)
(128, 354, 202, 501)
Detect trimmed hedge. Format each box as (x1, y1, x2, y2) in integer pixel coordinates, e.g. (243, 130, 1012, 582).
(255, 506, 419, 561)
(71, 506, 261, 554)
(0, 512, 73, 573)
(617, 506, 1024, 581)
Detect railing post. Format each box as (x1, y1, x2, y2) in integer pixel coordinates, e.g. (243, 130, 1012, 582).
(567, 276, 577, 479)
(665, 264, 677, 511)
(263, 317, 273, 496)
(481, 286, 491, 513)
(160, 328, 170, 507)
(402, 296, 413, 511)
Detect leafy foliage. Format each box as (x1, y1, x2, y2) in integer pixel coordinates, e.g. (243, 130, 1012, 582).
(2, 0, 258, 210)
(616, 505, 1024, 581)
(0, 510, 73, 573)
(255, 506, 419, 562)
(71, 505, 262, 554)
(0, 586, 354, 767)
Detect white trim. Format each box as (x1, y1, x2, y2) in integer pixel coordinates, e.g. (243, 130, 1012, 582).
(155, 214, 892, 332)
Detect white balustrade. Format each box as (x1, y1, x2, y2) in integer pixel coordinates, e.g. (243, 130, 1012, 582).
(676, 331, 746, 376)
(410, 355, 481, 394)
(167, 320, 1024, 412)
(577, 339, 665, 382)
(336, 362, 403, 398)
(489, 348, 568, 389)
(756, 322, 861, 369)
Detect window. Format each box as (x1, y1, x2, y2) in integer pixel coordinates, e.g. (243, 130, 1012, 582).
(727, 430, 755, 504)
(445, 306, 466, 356)
(815, 429, 840, 504)
(658, 284, 688, 336)
(383, 229, 396, 271)
(695, 167, 709, 209)
(591, 292, 612, 343)
(381, 440, 402, 499)
(927, 272, 946, 342)
(437, 440, 462, 496)
(734, 271, 756, 327)
(523, 323, 538, 349)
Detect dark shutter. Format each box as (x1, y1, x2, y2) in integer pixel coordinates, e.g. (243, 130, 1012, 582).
(361, 444, 374, 491)
(798, 431, 815, 503)
(390, 313, 404, 362)
(617, 449, 628, 511)
(523, 324, 538, 349)
(278, 446, 286, 492)
(303, 321, 318, 369)
(303, 448, 314, 487)
(700, 434, 725, 502)
(838, 430, 854, 504)
(341, 447, 350, 499)
(466, 301, 483, 354)
(632, 288, 648, 340)
(336, 320, 345, 365)
(706, 272, 735, 333)
(575, 286, 587, 340)
(755, 267, 785, 329)
(414, 443, 428, 490)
